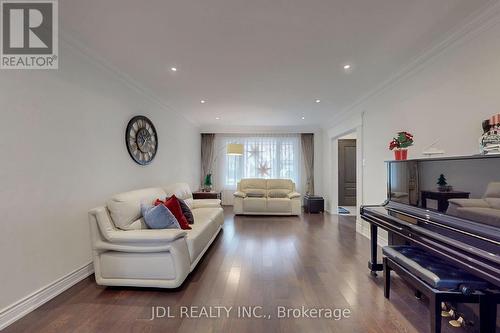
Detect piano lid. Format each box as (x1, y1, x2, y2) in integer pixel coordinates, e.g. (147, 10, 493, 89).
(386, 155, 500, 230)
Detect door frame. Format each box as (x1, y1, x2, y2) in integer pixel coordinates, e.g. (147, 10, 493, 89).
(324, 113, 364, 226)
(338, 138, 357, 207)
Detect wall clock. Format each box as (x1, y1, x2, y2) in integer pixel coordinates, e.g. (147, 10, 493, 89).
(125, 116, 158, 165)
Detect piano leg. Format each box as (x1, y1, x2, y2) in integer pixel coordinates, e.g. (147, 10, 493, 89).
(383, 257, 390, 298)
(368, 223, 383, 276)
(479, 293, 498, 333)
(430, 294, 442, 333)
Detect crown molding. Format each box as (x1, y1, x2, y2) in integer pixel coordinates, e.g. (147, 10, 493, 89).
(200, 124, 321, 134)
(322, 0, 500, 129)
(59, 29, 200, 128)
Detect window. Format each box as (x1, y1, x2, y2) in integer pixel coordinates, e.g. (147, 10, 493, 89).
(215, 134, 300, 190)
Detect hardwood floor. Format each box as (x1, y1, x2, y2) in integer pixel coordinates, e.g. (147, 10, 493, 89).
(4, 209, 493, 333)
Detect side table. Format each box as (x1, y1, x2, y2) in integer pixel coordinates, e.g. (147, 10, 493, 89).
(192, 191, 222, 201)
(420, 190, 470, 213)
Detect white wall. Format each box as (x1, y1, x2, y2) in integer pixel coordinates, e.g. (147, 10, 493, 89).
(0, 40, 200, 312)
(322, 13, 500, 238)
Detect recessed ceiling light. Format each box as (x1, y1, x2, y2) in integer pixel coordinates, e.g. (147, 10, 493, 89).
(200, 100, 206, 104)
(215, 117, 220, 120)
(301, 116, 305, 120)
(170, 67, 177, 72)
(343, 64, 353, 71)
(315, 99, 321, 103)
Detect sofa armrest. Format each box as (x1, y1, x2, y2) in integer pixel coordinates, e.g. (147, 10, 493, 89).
(448, 198, 490, 208)
(104, 229, 187, 244)
(288, 192, 301, 199)
(233, 191, 247, 198)
(192, 199, 221, 208)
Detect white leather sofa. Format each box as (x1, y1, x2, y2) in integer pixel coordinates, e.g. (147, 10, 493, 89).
(447, 182, 500, 227)
(233, 178, 301, 215)
(88, 183, 223, 288)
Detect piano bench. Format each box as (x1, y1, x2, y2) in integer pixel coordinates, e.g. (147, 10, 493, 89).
(382, 246, 498, 333)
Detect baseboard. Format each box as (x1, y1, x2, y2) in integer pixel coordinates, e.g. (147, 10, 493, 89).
(357, 221, 388, 247)
(0, 262, 94, 331)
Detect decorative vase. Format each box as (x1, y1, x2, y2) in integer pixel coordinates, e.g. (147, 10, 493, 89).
(394, 149, 408, 161)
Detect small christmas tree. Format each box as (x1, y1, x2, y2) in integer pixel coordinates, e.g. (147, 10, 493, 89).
(203, 174, 213, 191)
(437, 174, 447, 187)
(436, 174, 452, 191)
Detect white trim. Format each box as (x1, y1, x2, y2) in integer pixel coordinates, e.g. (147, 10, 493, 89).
(0, 262, 94, 331)
(200, 125, 320, 134)
(357, 220, 388, 247)
(322, 114, 363, 226)
(325, 211, 387, 247)
(322, 0, 500, 129)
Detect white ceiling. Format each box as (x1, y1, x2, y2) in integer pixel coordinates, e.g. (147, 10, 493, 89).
(61, 0, 493, 129)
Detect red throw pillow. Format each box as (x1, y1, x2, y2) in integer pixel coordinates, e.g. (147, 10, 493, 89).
(154, 196, 191, 230)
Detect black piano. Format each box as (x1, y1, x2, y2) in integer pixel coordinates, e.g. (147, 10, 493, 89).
(360, 155, 500, 331)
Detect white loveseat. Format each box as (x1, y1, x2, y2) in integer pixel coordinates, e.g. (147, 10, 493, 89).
(233, 178, 301, 215)
(88, 183, 223, 288)
(447, 182, 500, 227)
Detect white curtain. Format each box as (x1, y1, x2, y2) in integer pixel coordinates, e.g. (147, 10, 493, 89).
(214, 134, 301, 204)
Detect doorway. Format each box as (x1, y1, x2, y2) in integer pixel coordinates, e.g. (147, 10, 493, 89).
(338, 133, 357, 215)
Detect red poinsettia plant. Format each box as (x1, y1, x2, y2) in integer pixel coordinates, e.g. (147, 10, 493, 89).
(389, 131, 414, 150)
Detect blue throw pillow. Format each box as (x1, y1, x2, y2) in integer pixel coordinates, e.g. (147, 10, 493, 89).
(141, 203, 180, 229)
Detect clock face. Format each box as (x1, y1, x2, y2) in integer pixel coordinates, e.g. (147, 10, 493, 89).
(126, 116, 158, 165)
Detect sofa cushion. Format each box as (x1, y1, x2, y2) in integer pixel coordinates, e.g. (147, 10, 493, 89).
(485, 197, 500, 210)
(456, 207, 500, 227)
(128, 217, 148, 230)
(448, 198, 490, 208)
(267, 198, 291, 213)
(267, 179, 294, 191)
(186, 208, 223, 262)
(193, 199, 222, 209)
(484, 182, 500, 198)
(268, 189, 289, 198)
(164, 183, 194, 208)
(239, 179, 267, 191)
(247, 190, 266, 198)
(192, 207, 223, 226)
(141, 203, 180, 229)
(179, 199, 194, 224)
(107, 187, 167, 230)
(243, 197, 267, 212)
